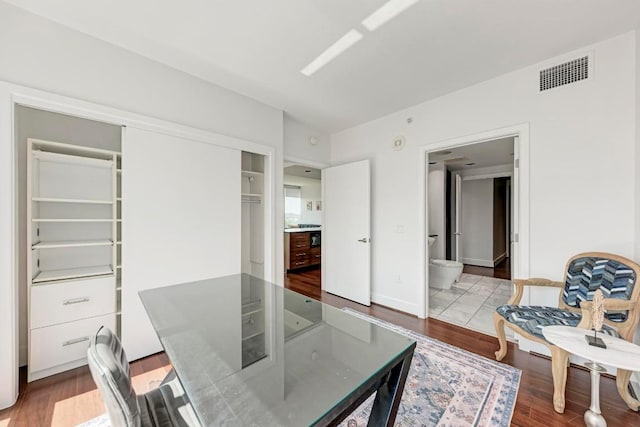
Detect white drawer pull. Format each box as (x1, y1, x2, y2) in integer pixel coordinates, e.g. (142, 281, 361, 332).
(63, 297, 90, 305)
(62, 336, 90, 347)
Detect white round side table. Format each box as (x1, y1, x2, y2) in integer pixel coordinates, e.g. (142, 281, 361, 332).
(542, 325, 640, 427)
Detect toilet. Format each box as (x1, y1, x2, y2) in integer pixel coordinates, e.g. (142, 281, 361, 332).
(428, 236, 464, 290)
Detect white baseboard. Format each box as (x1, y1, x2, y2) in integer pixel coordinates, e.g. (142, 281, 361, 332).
(493, 252, 507, 266)
(462, 257, 494, 268)
(372, 293, 418, 316)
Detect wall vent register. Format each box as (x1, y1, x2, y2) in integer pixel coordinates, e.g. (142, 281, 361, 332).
(539, 55, 589, 91)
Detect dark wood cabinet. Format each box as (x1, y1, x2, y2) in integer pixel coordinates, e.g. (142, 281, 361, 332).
(285, 231, 321, 271)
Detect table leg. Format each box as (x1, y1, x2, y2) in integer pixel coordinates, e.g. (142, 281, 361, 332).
(584, 361, 607, 427)
(367, 351, 413, 427)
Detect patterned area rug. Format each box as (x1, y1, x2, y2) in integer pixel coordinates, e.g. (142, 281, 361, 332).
(339, 308, 520, 427)
(79, 311, 520, 427)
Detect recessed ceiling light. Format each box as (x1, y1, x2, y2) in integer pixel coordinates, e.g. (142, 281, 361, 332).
(465, 163, 476, 166)
(428, 161, 437, 165)
(305, 170, 312, 173)
(362, 0, 420, 32)
(433, 150, 452, 155)
(301, 29, 363, 76)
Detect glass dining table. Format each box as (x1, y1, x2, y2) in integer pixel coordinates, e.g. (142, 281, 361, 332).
(139, 274, 416, 426)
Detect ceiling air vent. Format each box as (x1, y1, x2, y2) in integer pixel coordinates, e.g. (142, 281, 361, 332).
(539, 56, 589, 91)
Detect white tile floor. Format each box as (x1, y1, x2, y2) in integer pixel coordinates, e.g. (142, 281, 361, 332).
(429, 273, 515, 338)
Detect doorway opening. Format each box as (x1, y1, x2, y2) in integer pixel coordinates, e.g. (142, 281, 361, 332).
(425, 134, 523, 337)
(283, 163, 322, 293)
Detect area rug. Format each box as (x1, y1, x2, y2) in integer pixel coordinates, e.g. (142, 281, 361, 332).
(338, 308, 520, 427)
(79, 311, 520, 427)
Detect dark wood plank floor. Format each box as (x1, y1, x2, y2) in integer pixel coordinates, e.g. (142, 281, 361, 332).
(463, 257, 511, 279)
(1, 266, 637, 426)
(285, 268, 639, 427)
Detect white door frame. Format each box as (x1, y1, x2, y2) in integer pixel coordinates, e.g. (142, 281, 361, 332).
(0, 80, 278, 409)
(418, 124, 530, 319)
(282, 156, 328, 279)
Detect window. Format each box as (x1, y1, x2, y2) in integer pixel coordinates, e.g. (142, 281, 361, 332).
(284, 186, 301, 228)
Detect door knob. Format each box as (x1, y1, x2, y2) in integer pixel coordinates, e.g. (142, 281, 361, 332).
(357, 238, 369, 243)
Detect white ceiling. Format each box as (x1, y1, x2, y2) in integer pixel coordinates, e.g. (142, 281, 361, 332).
(284, 165, 322, 182)
(6, 0, 640, 132)
(429, 137, 514, 171)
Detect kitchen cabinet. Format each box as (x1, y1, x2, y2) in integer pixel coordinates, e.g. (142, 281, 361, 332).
(284, 231, 320, 271)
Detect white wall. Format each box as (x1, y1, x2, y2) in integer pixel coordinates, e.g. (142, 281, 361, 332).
(331, 32, 637, 316)
(283, 114, 330, 165)
(461, 179, 494, 267)
(427, 163, 446, 259)
(0, 2, 283, 148)
(299, 180, 322, 225)
(0, 3, 285, 409)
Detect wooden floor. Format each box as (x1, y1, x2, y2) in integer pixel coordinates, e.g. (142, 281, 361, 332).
(1, 266, 637, 426)
(285, 268, 639, 427)
(463, 257, 512, 279)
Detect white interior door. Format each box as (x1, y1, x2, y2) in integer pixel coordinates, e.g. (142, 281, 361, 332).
(322, 160, 371, 306)
(454, 174, 462, 262)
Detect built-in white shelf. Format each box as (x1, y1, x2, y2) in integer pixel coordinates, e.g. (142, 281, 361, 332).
(242, 300, 263, 317)
(32, 265, 114, 283)
(32, 239, 113, 249)
(242, 328, 265, 342)
(32, 218, 114, 223)
(33, 150, 113, 168)
(116, 241, 122, 245)
(117, 198, 122, 202)
(32, 197, 114, 205)
(116, 169, 122, 173)
(241, 170, 264, 177)
(116, 265, 122, 269)
(241, 193, 262, 198)
(31, 138, 119, 158)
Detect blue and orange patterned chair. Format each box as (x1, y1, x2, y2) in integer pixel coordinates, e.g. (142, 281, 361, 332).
(493, 252, 640, 414)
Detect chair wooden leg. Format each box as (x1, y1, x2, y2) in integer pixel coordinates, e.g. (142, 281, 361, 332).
(493, 312, 508, 361)
(550, 346, 569, 414)
(616, 369, 640, 411)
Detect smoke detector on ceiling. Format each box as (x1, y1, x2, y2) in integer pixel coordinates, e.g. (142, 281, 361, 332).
(392, 135, 406, 151)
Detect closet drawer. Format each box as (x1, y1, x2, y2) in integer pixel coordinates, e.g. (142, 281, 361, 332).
(31, 276, 115, 329)
(29, 313, 115, 374)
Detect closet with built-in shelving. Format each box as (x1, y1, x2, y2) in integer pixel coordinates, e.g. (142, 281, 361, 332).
(15, 103, 273, 381)
(241, 152, 266, 367)
(27, 138, 123, 381)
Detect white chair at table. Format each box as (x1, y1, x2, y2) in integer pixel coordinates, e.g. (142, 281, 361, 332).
(87, 326, 201, 427)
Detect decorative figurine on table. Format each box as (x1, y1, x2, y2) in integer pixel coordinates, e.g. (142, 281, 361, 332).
(585, 289, 607, 349)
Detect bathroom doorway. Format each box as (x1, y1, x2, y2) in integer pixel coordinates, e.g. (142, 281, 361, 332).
(283, 163, 323, 294)
(425, 135, 522, 337)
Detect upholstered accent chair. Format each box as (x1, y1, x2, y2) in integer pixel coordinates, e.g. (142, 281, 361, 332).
(494, 252, 640, 414)
(87, 326, 201, 427)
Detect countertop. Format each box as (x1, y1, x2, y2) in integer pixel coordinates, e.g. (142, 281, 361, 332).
(284, 228, 322, 233)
